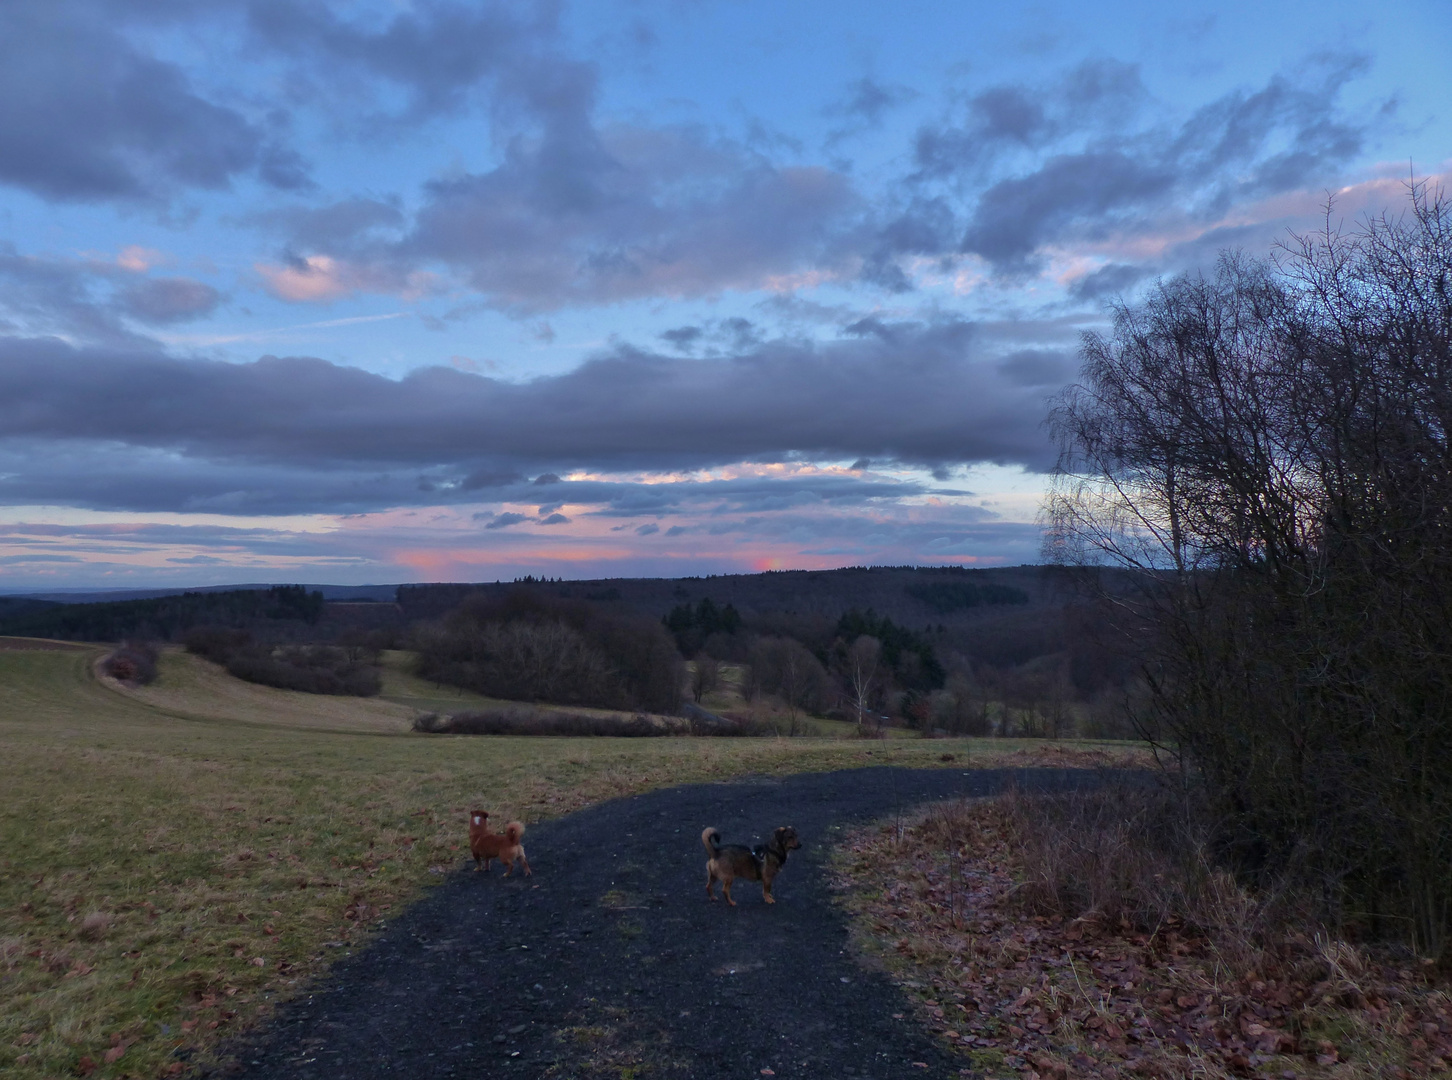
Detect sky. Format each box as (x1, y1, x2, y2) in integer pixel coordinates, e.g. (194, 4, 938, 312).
(0, 0, 1448, 590)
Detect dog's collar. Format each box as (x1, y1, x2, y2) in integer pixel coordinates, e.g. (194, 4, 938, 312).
(761, 836, 789, 865)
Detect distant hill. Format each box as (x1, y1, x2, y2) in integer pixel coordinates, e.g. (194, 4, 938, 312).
(0, 586, 328, 643)
(0, 568, 1126, 686)
(4, 583, 399, 605)
(0, 595, 61, 622)
(398, 565, 1067, 629)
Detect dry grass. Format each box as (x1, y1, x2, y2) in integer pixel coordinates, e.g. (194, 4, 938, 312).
(832, 792, 1452, 1079)
(0, 640, 1143, 1079)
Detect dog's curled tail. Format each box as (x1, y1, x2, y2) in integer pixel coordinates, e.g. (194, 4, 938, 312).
(701, 826, 722, 857)
(504, 821, 525, 842)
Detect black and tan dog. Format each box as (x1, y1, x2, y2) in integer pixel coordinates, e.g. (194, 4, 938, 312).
(702, 825, 801, 905)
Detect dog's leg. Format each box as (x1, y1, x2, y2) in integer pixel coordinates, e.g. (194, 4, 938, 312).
(517, 850, 531, 877)
(706, 866, 717, 900)
(722, 878, 736, 907)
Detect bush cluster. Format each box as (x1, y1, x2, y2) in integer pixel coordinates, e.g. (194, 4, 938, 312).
(184, 627, 381, 696)
(102, 640, 159, 685)
(413, 708, 672, 736)
(413, 589, 682, 713)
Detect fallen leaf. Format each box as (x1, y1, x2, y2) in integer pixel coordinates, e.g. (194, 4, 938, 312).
(76, 1055, 96, 1076)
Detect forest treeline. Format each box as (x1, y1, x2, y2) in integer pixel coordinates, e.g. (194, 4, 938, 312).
(1, 568, 1135, 730)
(0, 586, 324, 641)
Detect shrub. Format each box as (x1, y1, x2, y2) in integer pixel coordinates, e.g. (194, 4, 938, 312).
(225, 645, 382, 696)
(185, 628, 381, 696)
(102, 640, 159, 685)
(1002, 781, 1273, 961)
(412, 708, 676, 736)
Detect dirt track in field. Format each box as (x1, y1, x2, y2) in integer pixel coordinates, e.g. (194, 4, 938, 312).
(209, 766, 1105, 1080)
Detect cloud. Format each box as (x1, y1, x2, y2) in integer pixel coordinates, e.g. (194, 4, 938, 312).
(116, 277, 222, 324)
(913, 60, 1145, 183)
(0, 245, 152, 346)
(1066, 262, 1149, 301)
(256, 255, 382, 303)
(890, 54, 1385, 275)
(538, 513, 570, 525)
(995, 349, 1074, 388)
(388, 128, 859, 311)
(0, 318, 1056, 487)
(824, 76, 920, 147)
(483, 512, 528, 529)
(242, 0, 565, 127)
(635, 523, 659, 536)
(0, 5, 307, 203)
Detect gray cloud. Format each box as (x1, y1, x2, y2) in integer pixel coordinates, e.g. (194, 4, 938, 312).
(890, 54, 1384, 274)
(0, 314, 1064, 514)
(0, 318, 1055, 477)
(913, 60, 1145, 183)
(824, 76, 920, 147)
(483, 512, 528, 529)
(995, 349, 1075, 387)
(115, 277, 223, 324)
(0, 5, 307, 203)
(963, 56, 1378, 268)
(0, 247, 152, 346)
(243, 0, 564, 127)
(390, 132, 859, 311)
(1067, 262, 1149, 301)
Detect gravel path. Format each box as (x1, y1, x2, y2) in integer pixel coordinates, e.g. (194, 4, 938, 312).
(212, 766, 1103, 1080)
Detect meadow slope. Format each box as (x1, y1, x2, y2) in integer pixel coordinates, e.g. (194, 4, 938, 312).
(0, 641, 1138, 1079)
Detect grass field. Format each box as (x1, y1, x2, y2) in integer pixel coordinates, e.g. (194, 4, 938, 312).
(0, 641, 1141, 1079)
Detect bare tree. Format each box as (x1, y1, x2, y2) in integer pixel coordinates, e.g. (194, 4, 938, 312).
(690, 656, 720, 703)
(843, 635, 881, 734)
(1045, 183, 1452, 958)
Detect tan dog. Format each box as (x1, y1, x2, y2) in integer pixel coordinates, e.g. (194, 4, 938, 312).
(468, 810, 531, 876)
(702, 825, 800, 905)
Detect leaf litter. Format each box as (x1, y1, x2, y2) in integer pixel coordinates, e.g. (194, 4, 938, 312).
(831, 797, 1452, 1079)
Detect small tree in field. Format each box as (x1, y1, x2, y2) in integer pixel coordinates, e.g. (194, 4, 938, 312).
(691, 656, 720, 703)
(842, 635, 881, 734)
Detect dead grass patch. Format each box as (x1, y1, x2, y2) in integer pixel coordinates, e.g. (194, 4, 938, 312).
(832, 791, 1452, 1079)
